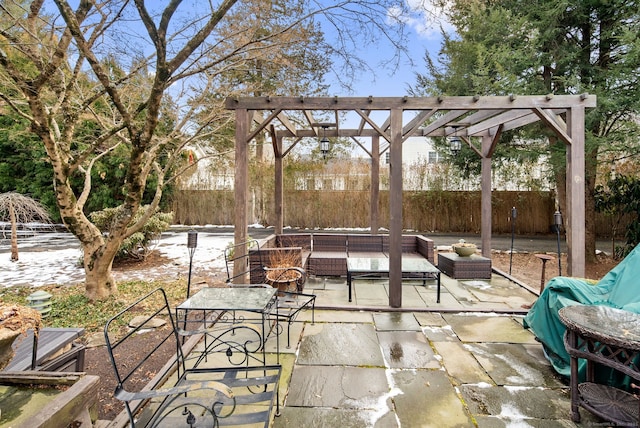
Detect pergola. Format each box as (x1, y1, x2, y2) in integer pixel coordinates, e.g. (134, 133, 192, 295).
(225, 95, 596, 308)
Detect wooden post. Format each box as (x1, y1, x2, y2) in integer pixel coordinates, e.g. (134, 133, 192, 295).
(233, 109, 250, 283)
(274, 136, 284, 235)
(481, 135, 492, 258)
(389, 108, 403, 308)
(567, 106, 586, 277)
(371, 135, 380, 234)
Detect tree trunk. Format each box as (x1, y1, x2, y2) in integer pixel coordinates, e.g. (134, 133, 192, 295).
(584, 146, 599, 263)
(83, 248, 118, 301)
(55, 184, 123, 300)
(9, 203, 18, 262)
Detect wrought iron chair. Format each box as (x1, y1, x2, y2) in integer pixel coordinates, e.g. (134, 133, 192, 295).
(104, 288, 281, 427)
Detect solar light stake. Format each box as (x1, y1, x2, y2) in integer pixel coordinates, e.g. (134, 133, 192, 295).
(186, 230, 198, 299)
(554, 211, 562, 276)
(509, 207, 517, 275)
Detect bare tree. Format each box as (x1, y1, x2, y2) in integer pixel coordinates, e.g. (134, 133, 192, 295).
(0, 192, 51, 261)
(0, 0, 408, 300)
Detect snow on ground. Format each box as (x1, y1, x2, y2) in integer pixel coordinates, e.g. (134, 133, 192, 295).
(0, 227, 236, 288)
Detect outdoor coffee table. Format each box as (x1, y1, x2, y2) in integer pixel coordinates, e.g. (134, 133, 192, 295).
(559, 305, 640, 426)
(176, 286, 279, 368)
(346, 256, 441, 303)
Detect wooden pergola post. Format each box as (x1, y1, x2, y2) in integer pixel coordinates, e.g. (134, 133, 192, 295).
(480, 135, 492, 258)
(389, 108, 403, 308)
(567, 106, 586, 276)
(274, 135, 284, 235)
(370, 135, 380, 234)
(233, 108, 250, 283)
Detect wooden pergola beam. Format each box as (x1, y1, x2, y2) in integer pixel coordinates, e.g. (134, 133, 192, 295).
(225, 95, 596, 110)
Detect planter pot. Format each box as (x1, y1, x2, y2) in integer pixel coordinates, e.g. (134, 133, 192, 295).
(453, 244, 477, 257)
(266, 270, 301, 293)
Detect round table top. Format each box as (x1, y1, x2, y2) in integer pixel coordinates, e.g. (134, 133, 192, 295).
(559, 305, 640, 350)
(534, 253, 556, 261)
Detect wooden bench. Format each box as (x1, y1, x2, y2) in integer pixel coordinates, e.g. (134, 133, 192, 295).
(104, 288, 281, 427)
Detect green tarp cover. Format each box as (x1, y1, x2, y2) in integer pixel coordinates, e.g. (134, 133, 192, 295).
(523, 244, 640, 379)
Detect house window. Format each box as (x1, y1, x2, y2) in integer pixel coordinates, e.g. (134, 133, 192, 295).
(306, 178, 315, 190)
(385, 152, 390, 164)
(428, 151, 438, 164)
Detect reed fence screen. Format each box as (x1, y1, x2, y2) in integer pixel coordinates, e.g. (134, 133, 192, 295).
(171, 190, 620, 236)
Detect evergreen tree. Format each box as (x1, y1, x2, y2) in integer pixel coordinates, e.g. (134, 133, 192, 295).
(413, 0, 640, 261)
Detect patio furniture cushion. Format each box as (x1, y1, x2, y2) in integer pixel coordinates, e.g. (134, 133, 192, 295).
(347, 234, 383, 253)
(307, 251, 348, 276)
(312, 234, 347, 252)
(277, 233, 312, 251)
(381, 234, 435, 264)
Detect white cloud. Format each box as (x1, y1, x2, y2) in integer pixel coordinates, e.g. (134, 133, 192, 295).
(388, 0, 455, 40)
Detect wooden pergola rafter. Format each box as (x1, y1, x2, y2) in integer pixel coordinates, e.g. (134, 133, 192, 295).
(226, 95, 596, 308)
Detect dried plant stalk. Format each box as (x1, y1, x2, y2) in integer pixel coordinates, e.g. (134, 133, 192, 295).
(266, 250, 301, 281)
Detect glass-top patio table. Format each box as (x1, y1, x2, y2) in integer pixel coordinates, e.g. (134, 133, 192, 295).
(346, 257, 441, 303)
(175, 286, 278, 368)
(559, 305, 640, 426)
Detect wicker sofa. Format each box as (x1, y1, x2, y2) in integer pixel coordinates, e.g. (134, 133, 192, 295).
(249, 233, 434, 281)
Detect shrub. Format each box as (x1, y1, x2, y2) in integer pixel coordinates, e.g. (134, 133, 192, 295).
(90, 206, 173, 261)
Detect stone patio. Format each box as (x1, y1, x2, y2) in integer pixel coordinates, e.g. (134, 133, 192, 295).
(187, 271, 605, 427)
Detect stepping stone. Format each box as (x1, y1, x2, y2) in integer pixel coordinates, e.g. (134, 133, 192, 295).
(128, 315, 166, 329)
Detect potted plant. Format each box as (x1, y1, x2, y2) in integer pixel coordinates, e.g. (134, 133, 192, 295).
(264, 249, 303, 292)
(452, 239, 477, 257)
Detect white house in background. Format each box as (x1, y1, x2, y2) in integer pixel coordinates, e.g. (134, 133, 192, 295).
(179, 136, 551, 192)
(391, 137, 552, 192)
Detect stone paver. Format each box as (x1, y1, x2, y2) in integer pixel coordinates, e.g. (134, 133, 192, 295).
(413, 312, 447, 326)
(297, 323, 384, 367)
(274, 407, 399, 428)
(377, 331, 439, 369)
(286, 366, 391, 409)
(442, 314, 538, 344)
(460, 384, 572, 422)
(391, 369, 473, 427)
(422, 324, 459, 342)
(463, 343, 564, 387)
(434, 340, 493, 385)
(373, 312, 421, 331)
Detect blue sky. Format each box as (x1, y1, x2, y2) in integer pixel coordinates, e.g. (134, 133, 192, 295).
(47, 1, 450, 98)
(324, 0, 453, 97)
